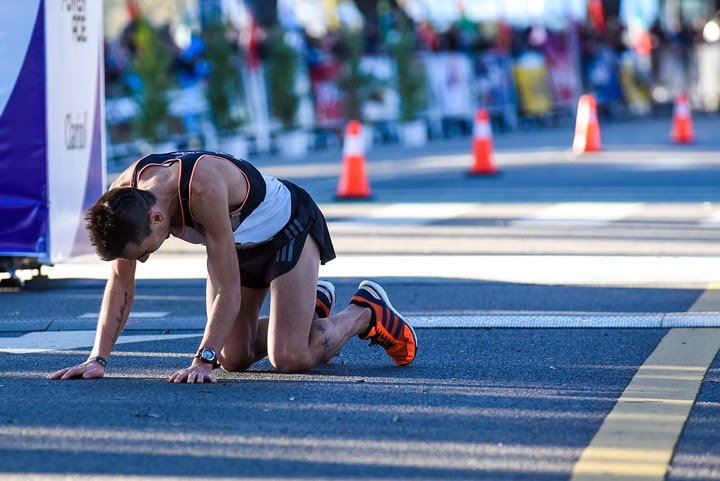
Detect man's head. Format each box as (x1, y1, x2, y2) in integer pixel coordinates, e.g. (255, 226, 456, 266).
(86, 187, 161, 261)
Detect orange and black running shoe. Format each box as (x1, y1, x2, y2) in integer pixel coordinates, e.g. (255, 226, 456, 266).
(350, 280, 417, 366)
(315, 280, 335, 319)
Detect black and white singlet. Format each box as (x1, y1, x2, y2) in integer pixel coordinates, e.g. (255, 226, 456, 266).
(131, 151, 291, 248)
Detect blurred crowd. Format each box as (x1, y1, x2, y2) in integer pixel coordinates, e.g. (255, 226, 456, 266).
(102, 0, 720, 157)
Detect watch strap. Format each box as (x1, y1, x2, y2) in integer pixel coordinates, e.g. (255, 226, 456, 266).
(88, 356, 107, 368)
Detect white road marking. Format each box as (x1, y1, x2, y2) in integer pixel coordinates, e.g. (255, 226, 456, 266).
(42, 255, 720, 286)
(0, 331, 201, 354)
(5, 313, 718, 334)
(511, 203, 643, 227)
(626, 157, 700, 171)
(332, 203, 476, 226)
(700, 210, 720, 227)
(320, 255, 720, 286)
(78, 312, 169, 319)
(408, 313, 720, 328)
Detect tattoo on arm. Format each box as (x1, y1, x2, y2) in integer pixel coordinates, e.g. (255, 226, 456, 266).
(111, 292, 128, 344)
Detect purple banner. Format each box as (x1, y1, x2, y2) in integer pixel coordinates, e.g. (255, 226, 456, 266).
(0, 1, 47, 256)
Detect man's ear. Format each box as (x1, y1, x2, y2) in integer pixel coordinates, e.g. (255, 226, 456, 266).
(149, 209, 163, 225)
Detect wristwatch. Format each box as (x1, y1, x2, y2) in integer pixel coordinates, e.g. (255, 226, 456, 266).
(195, 347, 220, 370)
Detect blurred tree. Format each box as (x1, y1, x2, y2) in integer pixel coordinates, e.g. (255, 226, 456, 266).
(266, 28, 300, 130)
(203, 20, 245, 133)
(338, 28, 372, 121)
(387, 17, 426, 122)
(132, 16, 171, 143)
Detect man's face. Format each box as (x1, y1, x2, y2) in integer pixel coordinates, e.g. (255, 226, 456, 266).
(121, 222, 170, 263)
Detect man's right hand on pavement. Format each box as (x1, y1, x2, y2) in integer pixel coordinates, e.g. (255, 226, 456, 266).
(48, 360, 106, 380)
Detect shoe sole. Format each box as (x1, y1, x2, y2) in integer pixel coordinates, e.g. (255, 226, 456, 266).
(317, 280, 336, 313)
(358, 280, 418, 351)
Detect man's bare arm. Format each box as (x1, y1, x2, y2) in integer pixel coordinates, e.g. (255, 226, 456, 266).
(91, 259, 137, 357)
(169, 172, 241, 383)
(49, 259, 136, 380)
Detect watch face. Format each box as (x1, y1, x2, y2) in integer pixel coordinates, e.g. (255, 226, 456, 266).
(201, 348, 216, 362)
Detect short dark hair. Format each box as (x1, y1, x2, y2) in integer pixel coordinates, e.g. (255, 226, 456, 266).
(85, 187, 157, 261)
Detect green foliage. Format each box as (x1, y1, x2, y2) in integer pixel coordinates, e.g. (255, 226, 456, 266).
(203, 20, 245, 132)
(131, 16, 171, 143)
(266, 29, 300, 130)
(387, 20, 427, 122)
(337, 28, 369, 121)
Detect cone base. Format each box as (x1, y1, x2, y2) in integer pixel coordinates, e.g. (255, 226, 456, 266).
(574, 147, 602, 154)
(468, 168, 500, 177)
(335, 194, 374, 201)
(672, 132, 695, 144)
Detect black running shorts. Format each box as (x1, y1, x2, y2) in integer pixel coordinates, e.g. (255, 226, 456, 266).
(235, 180, 336, 288)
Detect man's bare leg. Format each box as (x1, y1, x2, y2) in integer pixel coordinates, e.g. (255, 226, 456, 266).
(214, 266, 338, 372)
(266, 238, 371, 372)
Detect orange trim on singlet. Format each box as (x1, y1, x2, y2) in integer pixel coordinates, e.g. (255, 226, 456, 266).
(134, 157, 187, 239)
(131, 154, 152, 185)
(135, 160, 168, 187)
(187, 154, 251, 225)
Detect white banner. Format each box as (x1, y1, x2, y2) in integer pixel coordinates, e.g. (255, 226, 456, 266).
(424, 53, 474, 119)
(46, 0, 106, 262)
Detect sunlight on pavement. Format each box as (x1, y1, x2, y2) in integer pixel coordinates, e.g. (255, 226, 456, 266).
(0, 331, 201, 354)
(38, 254, 720, 287)
(0, 425, 579, 474)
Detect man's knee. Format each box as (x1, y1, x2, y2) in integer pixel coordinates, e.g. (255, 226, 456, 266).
(269, 347, 313, 373)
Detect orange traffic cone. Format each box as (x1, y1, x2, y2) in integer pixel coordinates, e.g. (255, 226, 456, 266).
(573, 94, 602, 154)
(671, 93, 694, 144)
(468, 109, 499, 175)
(336, 120, 372, 199)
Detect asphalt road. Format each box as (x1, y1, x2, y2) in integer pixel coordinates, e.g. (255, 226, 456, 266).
(1, 114, 720, 480)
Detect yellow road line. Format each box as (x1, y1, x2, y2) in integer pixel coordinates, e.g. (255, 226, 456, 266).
(570, 328, 720, 481)
(689, 282, 720, 312)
